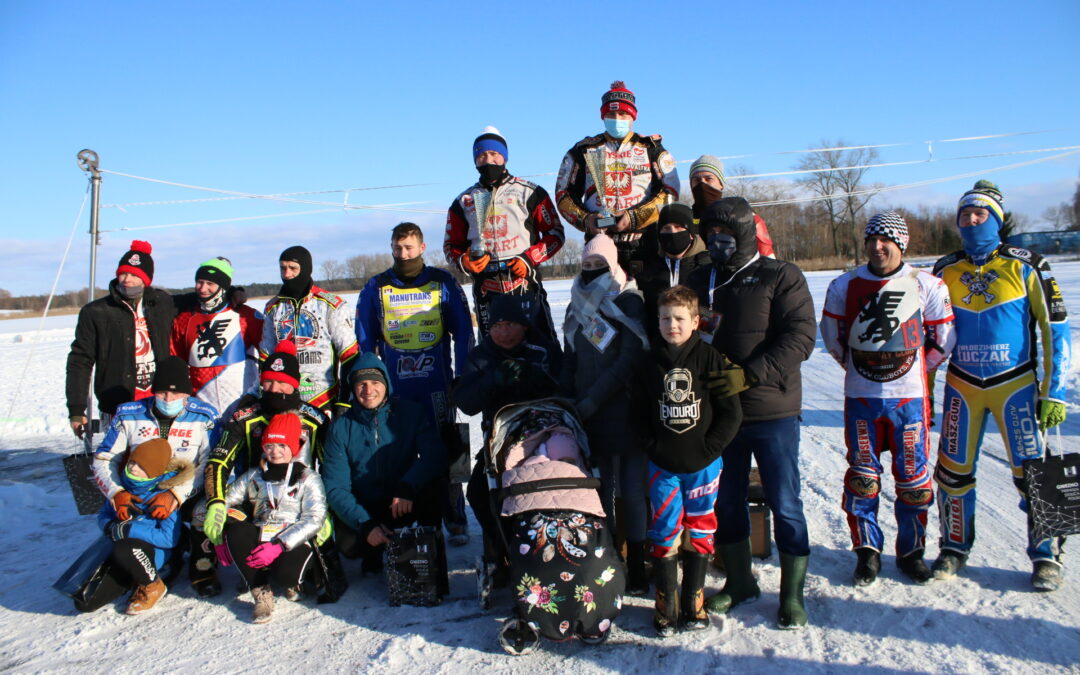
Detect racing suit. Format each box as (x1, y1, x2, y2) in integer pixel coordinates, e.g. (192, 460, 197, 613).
(445, 174, 563, 340)
(171, 297, 261, 422)
(259, 285, 358, 411)
(933, 245, 1071, 562)
(556, 132, 679, 273)
(822, 263, 955, 556)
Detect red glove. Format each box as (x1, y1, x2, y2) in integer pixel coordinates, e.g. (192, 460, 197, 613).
(461, 252, 490, 275)
(112, 490, 142, 521)
(507, 257, 529, 279)
(145, 491, 179, 520)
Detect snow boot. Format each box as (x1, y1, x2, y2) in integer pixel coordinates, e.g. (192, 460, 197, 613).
(680, 551, 710, 631)
(284, 586, 301, 602)
(252, 585, 274, 624)
(188, 530, 221, 598)
(704, 539, 760, 613)
(126, 577, 167, 615)
(898, 551, 933, 585)
(653, 555, 680, 638)
(931, 549, 967, 581)
(316, 540, 348, 604)
(853, 548, 881, 587)
(778, 553, 809, 629)
(1031, 560, 1064, 592)
(626, 540, 649, 596)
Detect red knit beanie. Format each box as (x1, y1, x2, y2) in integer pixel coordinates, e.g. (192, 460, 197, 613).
(262, 413, 302, 458)
(261, 340, 301, 390)
(116, 240, 155, 286)
(600, 80, 637, 120)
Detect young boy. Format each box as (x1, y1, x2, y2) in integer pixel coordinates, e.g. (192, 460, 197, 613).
(638, 285, 744, 636)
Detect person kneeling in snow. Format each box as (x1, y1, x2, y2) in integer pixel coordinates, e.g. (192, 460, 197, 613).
(98, 438, 190, 615)
(217, 413, 328, 624)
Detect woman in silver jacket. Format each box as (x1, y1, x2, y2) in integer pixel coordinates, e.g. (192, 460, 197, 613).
(218, 412, 327, 624)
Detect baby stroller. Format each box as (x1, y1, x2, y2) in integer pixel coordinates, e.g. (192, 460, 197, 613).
(480, 398, 625, 655)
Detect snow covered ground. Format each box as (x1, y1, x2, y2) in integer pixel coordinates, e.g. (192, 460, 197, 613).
(1, 263, 1079, 674)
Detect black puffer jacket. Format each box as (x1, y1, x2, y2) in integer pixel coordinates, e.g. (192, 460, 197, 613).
(637, 235, 712, 344)
(66, 280, 176, 416)
(689, 198, 816, 422)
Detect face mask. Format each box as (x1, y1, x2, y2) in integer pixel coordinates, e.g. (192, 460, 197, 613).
(659, 230, 693, 256)
(393, 256, 425, 279)
(281, 271, 312, 299)
(580, 266, 609, 285)
(155, 396, 185, 417)
(476, 163, 507, 186)
(199, 285, 227, 313)
(604, 118, 631, 139)
(691, 184, 724, 216)
(707, 233, 738, 266)
(261, 390, 301, 415)
(959, 220, 1001, 264)
(118, 283, 144, 300)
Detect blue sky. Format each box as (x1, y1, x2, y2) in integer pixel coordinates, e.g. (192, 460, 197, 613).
(1, 1, 1078, 295)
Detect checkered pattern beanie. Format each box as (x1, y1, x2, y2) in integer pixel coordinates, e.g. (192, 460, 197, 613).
(864, 211, 909, 253)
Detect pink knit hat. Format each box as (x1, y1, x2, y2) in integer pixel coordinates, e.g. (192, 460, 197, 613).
(581, 233, 626, 288)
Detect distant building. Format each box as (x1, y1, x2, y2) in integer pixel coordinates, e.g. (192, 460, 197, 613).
(1006, 230, 1080, 255)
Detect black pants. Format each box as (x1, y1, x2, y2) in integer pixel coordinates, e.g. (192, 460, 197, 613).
(110, 538, 159, 586)
(335, 489, 442, 561)
(224, 520, 314, 589)
(466, 458, 512, 566)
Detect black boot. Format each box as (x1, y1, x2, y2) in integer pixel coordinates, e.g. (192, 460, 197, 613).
(626, 540, 649, 596)
(188, 530, 220, 598)
(316, 540, 349, 604)
(680, 551, 710, 631)
(898, 550, 933, 585)
(653, 555, 680, 638)
(853, 547, 881, 587)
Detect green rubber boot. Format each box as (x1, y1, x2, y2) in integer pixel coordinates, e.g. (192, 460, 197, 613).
(704, 539, 760, 614)
(777, 552, 809, 629)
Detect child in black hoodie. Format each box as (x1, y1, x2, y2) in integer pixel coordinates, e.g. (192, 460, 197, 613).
(638, 285, 744, 637)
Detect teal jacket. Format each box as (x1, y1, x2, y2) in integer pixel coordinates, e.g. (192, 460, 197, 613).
(320, 353, 447, 529)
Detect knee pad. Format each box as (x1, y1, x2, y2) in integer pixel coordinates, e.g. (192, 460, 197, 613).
(897, 487, 933, 507)
(934, 463, 975, 496)
(845, 468, 880, 499)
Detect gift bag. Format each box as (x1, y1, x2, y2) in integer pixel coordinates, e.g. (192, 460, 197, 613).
(385, 526, 448, 607)
(61, 448, 105, 516)
(1023, 429, 1080, 541)
(53, 535, 131, 612)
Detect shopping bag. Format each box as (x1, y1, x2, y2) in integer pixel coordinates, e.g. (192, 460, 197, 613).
(385, 526, 447, 607)
(1022, 428, 1080, 541)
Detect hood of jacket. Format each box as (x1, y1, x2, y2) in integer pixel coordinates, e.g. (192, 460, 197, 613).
(700, 197, 757, 272)
(344, 352, 394, 415)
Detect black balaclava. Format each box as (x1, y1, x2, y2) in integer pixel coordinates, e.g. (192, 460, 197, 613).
(279, 245, 313, 299)
(261, 390, 301, 415)
(699, 197, 758, 273)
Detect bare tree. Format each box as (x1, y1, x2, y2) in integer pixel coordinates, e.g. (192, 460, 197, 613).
(794, 140, 880, 262)
(320, 258, 346, 282)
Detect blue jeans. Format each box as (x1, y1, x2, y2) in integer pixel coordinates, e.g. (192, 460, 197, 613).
(714, 415, 810, 556)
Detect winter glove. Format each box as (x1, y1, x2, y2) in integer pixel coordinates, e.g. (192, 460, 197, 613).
(507, 256, 530, 279)
(145, 491, 179, 520)
(1038, 399, 1067, 431)
(108, 519, 133, 542)
(705, 362, 750, 399)
(112, 490, 142, 521)
(204, 502, 228, 545)
(214, 543, 234, 567)
(246, 541, 285, 569)
(461, 251, 490, 275)
(494, 359, 525, 388)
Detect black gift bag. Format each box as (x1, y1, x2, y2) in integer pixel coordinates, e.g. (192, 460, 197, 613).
(62, 448, 105, 516)
(385, 526, 448, 607)
(1023, 429, 1080, 541)
(53, 535, 131, 612)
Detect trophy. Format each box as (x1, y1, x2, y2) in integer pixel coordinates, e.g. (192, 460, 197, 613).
(584, 148, 616, 228)
(470, 189, 492, 261)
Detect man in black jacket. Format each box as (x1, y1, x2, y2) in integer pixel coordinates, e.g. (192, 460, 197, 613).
(689, 198, 816, 629)
(66, 240, 176, 437)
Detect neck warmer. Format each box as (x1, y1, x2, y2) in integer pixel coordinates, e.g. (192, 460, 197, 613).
(393, 256, 425, 280)
(960, 221, 1001, 264)
(261, 390, 301, 416)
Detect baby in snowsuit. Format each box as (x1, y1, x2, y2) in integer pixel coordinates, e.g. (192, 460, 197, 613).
(98, 437, 188, 615)
(217, 412, 328, 624)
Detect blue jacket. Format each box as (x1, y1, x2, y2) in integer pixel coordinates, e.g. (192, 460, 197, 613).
(97, 456, 189, 567)
(354, 265, 474, 425)
(320, 353, 447, 529)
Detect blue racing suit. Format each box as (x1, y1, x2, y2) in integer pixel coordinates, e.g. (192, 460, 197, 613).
(934, 245, 1071, 562)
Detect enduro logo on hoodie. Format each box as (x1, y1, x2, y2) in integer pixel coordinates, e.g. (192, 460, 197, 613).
(660, 368, 699, 434)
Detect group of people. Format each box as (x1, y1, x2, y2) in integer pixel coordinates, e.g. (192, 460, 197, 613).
(64, 80, 1070, 639)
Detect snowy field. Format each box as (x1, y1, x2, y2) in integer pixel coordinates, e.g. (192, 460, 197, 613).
(1, 263, 1079, 674)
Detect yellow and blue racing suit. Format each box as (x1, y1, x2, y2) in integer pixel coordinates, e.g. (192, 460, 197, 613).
(933, 245, 1071, 561)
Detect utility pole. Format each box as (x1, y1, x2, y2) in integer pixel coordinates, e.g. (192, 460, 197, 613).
(76, 149, 101, 443)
